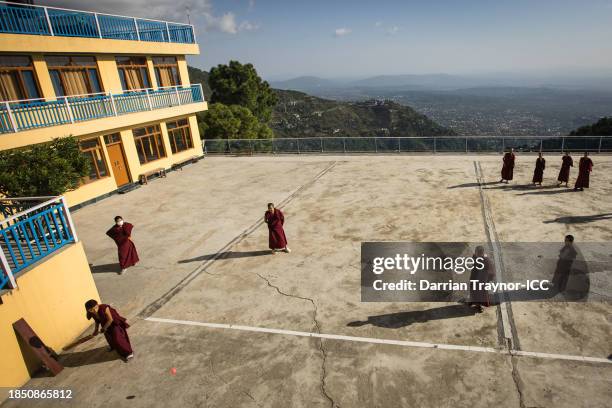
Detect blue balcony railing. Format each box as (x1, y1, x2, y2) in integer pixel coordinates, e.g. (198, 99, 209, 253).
(0, 84, 204, 134)
(0, 1, 195, 44)
(0, 196, 78, 290)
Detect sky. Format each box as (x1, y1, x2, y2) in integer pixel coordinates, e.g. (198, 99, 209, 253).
(40, 0, 612, 81)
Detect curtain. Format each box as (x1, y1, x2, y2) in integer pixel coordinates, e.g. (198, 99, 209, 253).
(62, 70, 89, 95)
(0, 71, 21, 100)
(157, 67, 173, 87)
(124, 68, 143, 90)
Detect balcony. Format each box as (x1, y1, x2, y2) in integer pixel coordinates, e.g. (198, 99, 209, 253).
(0, 196, 78, 290)
(0, 84, 204, 134)
(0, 1, 195, 44)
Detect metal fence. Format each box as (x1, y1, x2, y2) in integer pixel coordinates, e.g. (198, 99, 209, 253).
(0, 1, 195, 43)
(0, 196, 78, 290)
(0, 84, 204, 134)
(204, 136, 612, 155)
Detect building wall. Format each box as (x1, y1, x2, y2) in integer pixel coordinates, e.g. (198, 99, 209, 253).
(62, 114, 203, 207)
(0, 103, 207, 151)
(0, 33, 199, 55)
(1, 32, 207, 208)
(0, 242, 100, 395)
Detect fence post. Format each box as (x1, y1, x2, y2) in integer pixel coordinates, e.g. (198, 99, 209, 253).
(145, 89, 153, 110)
(320, 137, 323, 153)
(44, 7, 54, 36)
(94, 13, 102, 38)
(5, 102, 18, 132)
(60, 196, 78, 243)
(227, 138, 231, 154)
(175, 86, 181, 105)
(297, 138, 300, 154)
(598, 136, 602, 153)
(64, 97, 74, 123)
(109, 93, 118, 116)
(560, 137, 565, 153)
(0, 250, 17, 289)
(374, 138, 378, 153)
(398, 138, 401, 153)
(501, 137, 505, 153)
(343, 137, 346, 154)
(433, 137, 437, 154)
(134, 18, 141, 41)
(465, 137, 468, 153)
(198, 83, 204, 101)
(250, 139, 254, 156)
(540, 139, 543, 152)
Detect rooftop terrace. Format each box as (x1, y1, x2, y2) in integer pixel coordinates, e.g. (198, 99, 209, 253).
(0, 1, 195, 44)
(5, 155, 611, 407)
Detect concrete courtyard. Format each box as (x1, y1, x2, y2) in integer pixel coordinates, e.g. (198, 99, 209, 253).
(6, 154, 611, 408)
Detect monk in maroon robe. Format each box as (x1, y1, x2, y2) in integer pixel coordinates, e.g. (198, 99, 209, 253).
(532, 153, 545, 185)
(264, 203, 290, 253)
(85, 299, 133, 361)
(574, 152, 593, 191)
(106, 216, 139, 274)
(500, 148, 515, 183)
(557, 152, 573, 187)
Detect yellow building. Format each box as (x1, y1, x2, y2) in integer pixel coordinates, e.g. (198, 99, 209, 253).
(0, 1, 207, 395)
(0, 195, 100, 394)
(0, 1, 208, 208)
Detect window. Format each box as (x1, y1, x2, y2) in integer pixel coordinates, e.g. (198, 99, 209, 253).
(45, 55, 102, 96)
(152, 56, 180, 87)
(116, 56, 151, 91)
(166, 118, 194, 153)
(79, 137, 108, 183)
(0, 55, 41, 101)
(133, 125, 166, 164)
(104, 133, 122, 145)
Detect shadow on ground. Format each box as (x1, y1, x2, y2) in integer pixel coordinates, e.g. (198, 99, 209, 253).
(89, 263, 121, 274)
(60, 346, 122, 367)
(543, 213, 612, 224)
(347, 304, 480, 329)
(178, 250, 271, 264)
(447, 181, 499, 189)
(517, 189, 580, 196)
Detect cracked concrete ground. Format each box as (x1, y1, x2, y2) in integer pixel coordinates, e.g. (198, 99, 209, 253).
(4, 155, 611, 408)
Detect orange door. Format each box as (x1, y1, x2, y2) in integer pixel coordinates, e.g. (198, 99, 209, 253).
(106, 143, 130, 186)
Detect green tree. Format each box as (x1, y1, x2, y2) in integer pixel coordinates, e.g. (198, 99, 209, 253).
(570, 117, 612, 136)
(208, 61, 277, 123)
(198, 103, 240, 139)
(198, 103, 274, 140)
(0, 136, 89, 197)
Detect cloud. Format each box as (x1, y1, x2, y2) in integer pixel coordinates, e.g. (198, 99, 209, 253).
(248, 0, 255, 11)
(334, 28, 352, 37)
(375, 21, 382, 27)
(40, 0, 256, 34)
(386, 26, 400, 35)
(206, 12, 238, 34)
(239, 21, 260, 31)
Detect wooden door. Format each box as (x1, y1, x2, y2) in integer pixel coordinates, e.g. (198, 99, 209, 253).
(106, 143, 130, 186)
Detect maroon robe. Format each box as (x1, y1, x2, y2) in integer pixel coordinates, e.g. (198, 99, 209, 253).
(265, 209, 288, 250)
(532, 158, 545, 183)
(87, 304, 133, 357)
(501, 153, 515, 180)
(574, 157, 593, 189)
(106, 223, 139, 269)
(557, 155, 573, 183)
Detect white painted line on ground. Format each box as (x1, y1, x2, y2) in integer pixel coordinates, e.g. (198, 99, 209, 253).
(145, 316, 611, 364)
